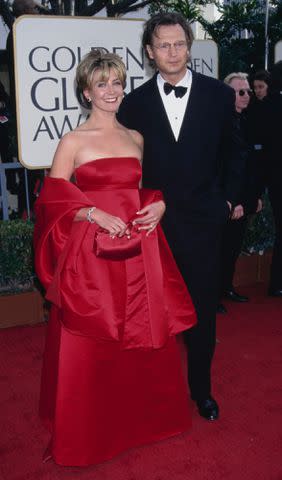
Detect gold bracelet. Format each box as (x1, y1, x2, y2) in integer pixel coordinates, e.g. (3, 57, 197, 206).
(86, 206, 96, 223)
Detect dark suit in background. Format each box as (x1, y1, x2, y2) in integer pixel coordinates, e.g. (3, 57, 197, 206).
(220, 110, 263, 297)
(247, 92, 282, 295)
(118, 70, 243, 402)
(264, 93, 282, 293)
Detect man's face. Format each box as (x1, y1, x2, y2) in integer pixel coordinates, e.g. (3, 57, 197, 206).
(229, 78, 251, 113)
(146, 24, 189, 84)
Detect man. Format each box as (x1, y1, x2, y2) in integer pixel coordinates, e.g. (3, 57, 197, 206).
(118, 12, 243, 420)
(218, 73, 263, 314)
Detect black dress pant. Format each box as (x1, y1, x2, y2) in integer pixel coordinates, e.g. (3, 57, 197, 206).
(220, 216, 248, 295)
(268, 184, 282, 290)
(165, 223, 222, 401)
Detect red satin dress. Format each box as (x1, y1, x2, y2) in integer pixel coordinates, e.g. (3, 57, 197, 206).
(35, 157, 196, 466)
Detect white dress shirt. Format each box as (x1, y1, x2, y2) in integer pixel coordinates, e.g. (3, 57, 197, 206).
(157, 69, 192, 141)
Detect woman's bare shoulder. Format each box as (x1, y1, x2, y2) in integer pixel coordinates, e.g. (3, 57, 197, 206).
(50, 131, 79, 179)
(58, 127, 92, 150)
(58, 130, 79, 147)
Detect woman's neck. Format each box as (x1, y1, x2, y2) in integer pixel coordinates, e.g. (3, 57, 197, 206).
(87, 109, 119, 129)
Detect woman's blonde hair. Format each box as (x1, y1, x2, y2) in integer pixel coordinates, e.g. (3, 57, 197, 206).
(76, 49, 126, 109)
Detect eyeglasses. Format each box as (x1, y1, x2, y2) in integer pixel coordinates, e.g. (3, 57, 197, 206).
(236, 89, 252, 97)
(152, 41, 187, 52)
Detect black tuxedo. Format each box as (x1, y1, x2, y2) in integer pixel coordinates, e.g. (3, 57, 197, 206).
(118, 70, 243, 400)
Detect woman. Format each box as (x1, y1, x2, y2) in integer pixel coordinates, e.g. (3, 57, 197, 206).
(252, 70, 271, 101)
(248, 70, 282, 296)
(34, 50, 196, 467)
(248, 70, 271, 148)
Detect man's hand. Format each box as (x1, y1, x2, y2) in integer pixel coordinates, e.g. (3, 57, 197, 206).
(231, 204, 244, 220)
(256, 198, 263, 213)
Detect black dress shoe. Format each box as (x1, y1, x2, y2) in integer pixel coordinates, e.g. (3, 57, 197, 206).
(216, 303, 227, 314)
(268, 288, 282, 297)
(223, 289, 249, 303)
(196, 396, 219, 421)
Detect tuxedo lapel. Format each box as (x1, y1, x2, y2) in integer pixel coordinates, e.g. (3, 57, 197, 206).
(178, 70, 206, 143)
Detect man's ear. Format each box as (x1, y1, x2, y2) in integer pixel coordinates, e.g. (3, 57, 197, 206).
(146, 45, 154, 60)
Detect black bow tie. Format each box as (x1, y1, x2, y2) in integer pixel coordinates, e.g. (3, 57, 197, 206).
(163, 82, 187, 98)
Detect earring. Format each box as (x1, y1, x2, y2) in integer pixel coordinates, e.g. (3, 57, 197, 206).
(87, 97, 91, 103)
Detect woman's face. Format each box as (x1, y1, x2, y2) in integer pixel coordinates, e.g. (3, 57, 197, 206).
(253, 80, 268, 100)
(84, 68, 124, 113)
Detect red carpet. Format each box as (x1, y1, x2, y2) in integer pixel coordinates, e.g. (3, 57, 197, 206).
(0, 284, 282, 480)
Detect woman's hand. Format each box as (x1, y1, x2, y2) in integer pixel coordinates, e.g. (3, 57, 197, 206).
(92, 209, 129, 237)
(132, 200, 166, 236)
(75, 208, 128, 237)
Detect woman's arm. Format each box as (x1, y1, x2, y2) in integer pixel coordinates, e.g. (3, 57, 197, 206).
(49, 134, 89, 223)
(49, 132, 77, 180)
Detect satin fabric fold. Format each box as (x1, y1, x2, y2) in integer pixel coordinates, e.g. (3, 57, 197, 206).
(36, 157, 195, 466)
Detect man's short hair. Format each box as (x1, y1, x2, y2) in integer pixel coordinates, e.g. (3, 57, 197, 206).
(142, 12, 194, 66)
(224, 72, 248, 85)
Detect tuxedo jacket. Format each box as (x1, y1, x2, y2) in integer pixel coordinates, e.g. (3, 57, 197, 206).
(118, 70, 244, 248)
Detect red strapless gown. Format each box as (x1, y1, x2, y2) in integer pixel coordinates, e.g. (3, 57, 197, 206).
(35, 157, 196, 466)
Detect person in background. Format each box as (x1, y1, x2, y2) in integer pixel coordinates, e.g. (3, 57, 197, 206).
(248, 67, 282, 297)
(247, 70, 271, 209)
(6, 0, 43, 116)
(217, 72, 263, 314)
(0, 81, 11, 165)
(118, 12, 244, 421)
(0, 80, 18, 194)
(264, 64, 282, 297)
(271, 61, 282, 95)
(5, 0, 47, 218)
(252, 70, 271, 101)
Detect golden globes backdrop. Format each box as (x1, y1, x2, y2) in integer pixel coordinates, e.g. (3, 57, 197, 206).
(274, 40, 282, 62)
(14, 16, 218, 169)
